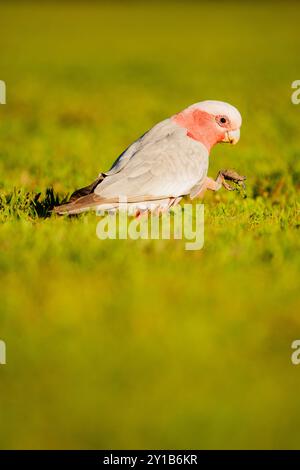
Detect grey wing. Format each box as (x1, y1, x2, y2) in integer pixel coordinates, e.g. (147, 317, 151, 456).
(95, 130, 208, 199)
(104, 118, 177, 176)
(67, 118, 179, 204)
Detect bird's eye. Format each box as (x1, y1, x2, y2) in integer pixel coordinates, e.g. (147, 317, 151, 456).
(216, 115, 229, 127)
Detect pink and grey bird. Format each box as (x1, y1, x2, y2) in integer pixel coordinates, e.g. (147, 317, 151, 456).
(54, 100, 244, 215)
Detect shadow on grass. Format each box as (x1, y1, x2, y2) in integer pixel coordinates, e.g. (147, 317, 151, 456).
(0, 188, 70, 219)
(32, 188, 70, 218)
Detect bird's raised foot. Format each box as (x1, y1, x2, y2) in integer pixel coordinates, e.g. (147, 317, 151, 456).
(219, 169, 246, 191)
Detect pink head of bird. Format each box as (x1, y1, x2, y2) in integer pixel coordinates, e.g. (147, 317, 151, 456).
(172, 100, 242, 152)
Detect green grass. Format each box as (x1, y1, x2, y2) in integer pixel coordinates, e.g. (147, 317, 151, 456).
(0, 0, 300, 449)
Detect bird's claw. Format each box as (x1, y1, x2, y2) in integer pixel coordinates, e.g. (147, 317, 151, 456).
(222, 179, 235, 191)
(219, 169, 246, 191)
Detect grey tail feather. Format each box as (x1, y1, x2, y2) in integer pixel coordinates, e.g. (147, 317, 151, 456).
(54, 192, 173, 215)
(53, 174, 106, 214)
(53, 193, 108, 215)
(68, 174, 105, 203)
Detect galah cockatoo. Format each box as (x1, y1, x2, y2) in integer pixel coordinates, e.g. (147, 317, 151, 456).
(54, 100, 244, 215)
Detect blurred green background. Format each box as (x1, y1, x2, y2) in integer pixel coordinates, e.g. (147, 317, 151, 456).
(0, 0, 300, 449)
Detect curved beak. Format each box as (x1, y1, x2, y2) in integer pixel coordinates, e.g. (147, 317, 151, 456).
(223, 128, 240, 145)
